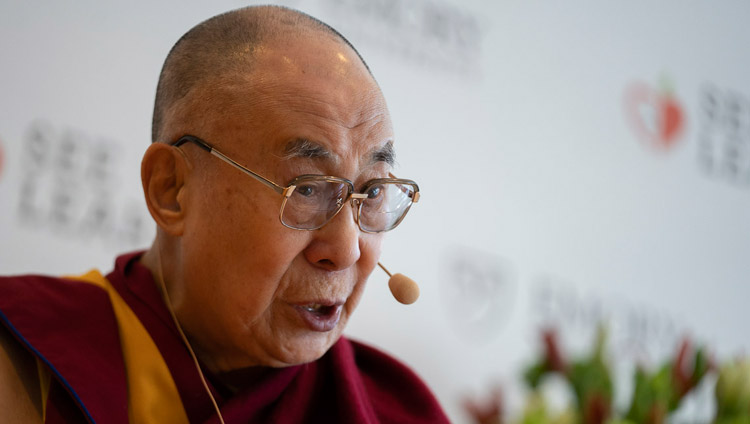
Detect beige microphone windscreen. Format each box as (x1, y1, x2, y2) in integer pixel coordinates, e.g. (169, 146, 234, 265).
(388, 273, 420, 305)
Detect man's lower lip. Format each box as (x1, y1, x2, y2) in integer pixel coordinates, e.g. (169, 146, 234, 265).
(293, 304, 343, 332)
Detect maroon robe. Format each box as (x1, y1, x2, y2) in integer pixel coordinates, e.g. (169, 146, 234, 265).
(0, 252, 449, 423)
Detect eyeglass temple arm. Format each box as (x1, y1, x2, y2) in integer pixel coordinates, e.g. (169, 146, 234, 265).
(210, 150, 291, 195)
(174, 136, 290, 196)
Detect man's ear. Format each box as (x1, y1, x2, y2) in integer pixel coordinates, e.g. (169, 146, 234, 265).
(141, 143, 190, 236)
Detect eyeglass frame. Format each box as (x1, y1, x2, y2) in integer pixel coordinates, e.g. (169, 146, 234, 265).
(170, 135, 420, 233)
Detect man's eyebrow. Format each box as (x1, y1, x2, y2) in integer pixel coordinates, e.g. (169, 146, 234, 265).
(370, 141, 395, 166)
(280, 138, 395, 166)
(281, 138, 335, 161)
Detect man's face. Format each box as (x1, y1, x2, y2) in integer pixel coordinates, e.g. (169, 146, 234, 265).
(167, 35, 393, 370)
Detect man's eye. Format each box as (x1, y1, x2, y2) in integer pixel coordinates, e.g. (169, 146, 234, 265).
(296, 185, 316, 197)
(366, 185, 382, 199)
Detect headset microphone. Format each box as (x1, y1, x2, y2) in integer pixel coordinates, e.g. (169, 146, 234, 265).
(377, 262, 420, 305)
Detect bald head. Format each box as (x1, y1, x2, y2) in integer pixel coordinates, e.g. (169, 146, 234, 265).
(152, 5, 371, 143)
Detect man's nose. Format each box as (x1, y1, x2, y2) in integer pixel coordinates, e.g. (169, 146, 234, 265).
(303, 201, 362, 271)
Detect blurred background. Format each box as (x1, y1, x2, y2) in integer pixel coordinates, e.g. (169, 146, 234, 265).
(1, 1, 748, 422)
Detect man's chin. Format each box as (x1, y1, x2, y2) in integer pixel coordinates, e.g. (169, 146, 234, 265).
(264, 332, 342, 367)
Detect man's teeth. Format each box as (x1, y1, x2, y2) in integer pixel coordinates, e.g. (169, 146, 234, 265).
(304, 304, 325, 313)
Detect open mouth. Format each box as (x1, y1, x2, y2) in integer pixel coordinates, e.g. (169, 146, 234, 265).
(303, 304, 336, 315)
(294, 303, 343, 332)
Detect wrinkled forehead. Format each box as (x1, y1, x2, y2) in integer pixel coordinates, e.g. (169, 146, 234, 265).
(248, 79, 394, 175)
(182, 48, 391, 171)
(247, 74, 393, 164)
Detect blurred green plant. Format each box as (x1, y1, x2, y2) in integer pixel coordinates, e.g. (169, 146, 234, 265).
(524, 327, 613, 424)
(623, 338, 711, 423)
(465, 326, 750, 424)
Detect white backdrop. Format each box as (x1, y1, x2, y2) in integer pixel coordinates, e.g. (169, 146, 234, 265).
(1, 1, 749, 422)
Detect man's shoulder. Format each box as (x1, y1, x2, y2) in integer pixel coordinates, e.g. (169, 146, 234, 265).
(0, 252, 145, 313)
(0, 271, 111, 319)
(0, 268, 126, 372)
(0, 269, 121, 351)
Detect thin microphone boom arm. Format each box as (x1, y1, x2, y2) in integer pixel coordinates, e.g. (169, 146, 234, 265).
(378, 262, 420, 305)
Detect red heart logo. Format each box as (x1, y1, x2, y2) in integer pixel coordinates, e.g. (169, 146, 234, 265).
(625, 82, 685, 151)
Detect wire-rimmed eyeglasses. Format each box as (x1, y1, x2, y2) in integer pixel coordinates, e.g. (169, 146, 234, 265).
(171, 135, 420, 233)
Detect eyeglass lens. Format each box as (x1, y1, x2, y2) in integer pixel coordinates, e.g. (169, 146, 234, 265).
(281, 180, 416, 232)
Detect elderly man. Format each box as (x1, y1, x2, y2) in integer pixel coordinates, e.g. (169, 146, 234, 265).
(0, 5, 447, 423)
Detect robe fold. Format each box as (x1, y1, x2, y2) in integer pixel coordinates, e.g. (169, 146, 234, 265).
(0, 252, 449, 423)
